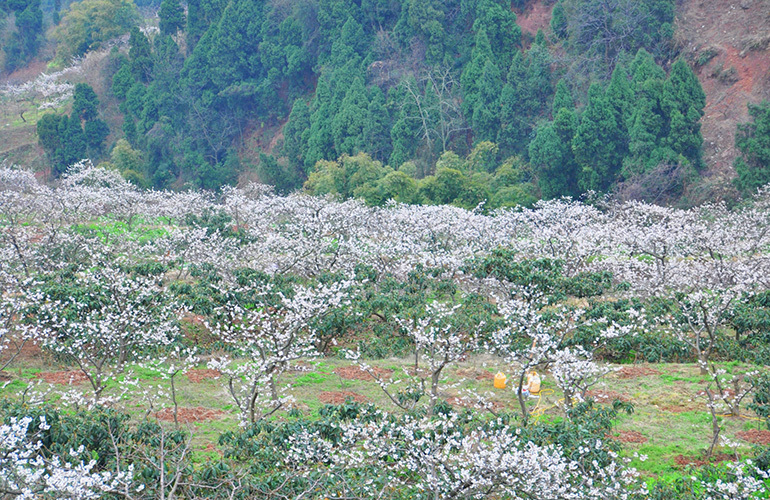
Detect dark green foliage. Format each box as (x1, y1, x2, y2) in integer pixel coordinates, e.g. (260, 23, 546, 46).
(159, 0, 185, 36)
(573, 83, 624, 192)
(38, 83, 110, 174)
(464, 249, 612, 301)
(460, 27, 494, 121)
(559, 0, 674, 75)
(522, 400, 633, 467)
(551, 79, 574, 115)
(747, 372, 770, 425)
(258, 153, 298, 194)
(72, 83, 100, 121)
(734, 101, 770, 195)
(3, 0, 43, 72)
(662, 59, 705, 167)
(84, 119, 110, 154)
(111, 63, 135, 99)
(35, 0, 695, 198)
(471, 58, 502, 143)
(61, 116, 87, 172)
(529, 107, 580, 199)
(471, 0, 520, 67)
(282, 99, 312, 175)
(129, 27, 153, 82)
(550, 1, 567, 39)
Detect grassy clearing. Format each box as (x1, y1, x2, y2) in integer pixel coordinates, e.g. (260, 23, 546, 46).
(0, 354, 766, 477)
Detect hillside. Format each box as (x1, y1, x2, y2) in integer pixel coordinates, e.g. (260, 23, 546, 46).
(677, 0, 770, 199)
(1, 0, 769, 205)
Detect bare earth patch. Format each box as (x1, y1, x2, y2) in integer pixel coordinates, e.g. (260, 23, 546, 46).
(660, 402, 701, 413)
(334, 366, 393, 381)
(155, 407, 225, 423)
(318, 391, 367, 404)
(677, 0, 770, 190)
(514, 1, 553, 38)
(610, 431, 648, 444)
(586, 390, 631, 403)
(615, 366, 661, 379)
(456, 368, 495, 381)
(674, 453, 735, 468)
(736, 429, 770, 445)
(35, 370, 89, 385)
(185, 369, 221, 383)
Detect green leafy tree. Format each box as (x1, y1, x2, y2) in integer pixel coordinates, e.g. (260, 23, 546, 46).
(129, 27, 153, 82)
(282, 99, 312, 176)
(551, 79, 574, 116)
(395, 0, 446, 64)
(734, 101, 770, 194)
(159, 0, 185, 36)
(523, 42, 552, 118)
(328, 15, 367, 66)
(572, 83, 623, 192)
(110, 138, 144, 174)
(460, 27, 493, 120)
(52, 0, 139, 62)
(331, 76, 369, 155)
(630, 48, 665, 87)
(37, 113, 66, 171)
(4, 1, 43, 72)
(388, 79, 422, 169)
(472, 0, 520, 68)
(662, 59, 705, 167)
(305, 74, 339, 171)
(550, 1, 567, 39)
(472, 58, 502, 143)
(529, 107, 580, 198)
(606, 64, 633, 132)
(61, 115, 87, 174)
(623, 86, 666, 178)
(84, 119, 110, 155)
(111, 63, 135, 99)
(72, 83, 100, 121)
(363, 87, 392, 162)
(498, 51, 529, 155)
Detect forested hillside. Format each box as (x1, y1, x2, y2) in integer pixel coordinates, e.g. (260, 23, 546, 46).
(1, 0, 769, 207)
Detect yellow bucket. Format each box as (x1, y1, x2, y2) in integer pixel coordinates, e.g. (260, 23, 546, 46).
(494, 372, 506, 389)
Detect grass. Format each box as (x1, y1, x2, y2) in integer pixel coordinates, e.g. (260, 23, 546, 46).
(0, 355, 766, 480)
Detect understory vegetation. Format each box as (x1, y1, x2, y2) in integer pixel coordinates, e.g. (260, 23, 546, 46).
(2, 163, 770, 498)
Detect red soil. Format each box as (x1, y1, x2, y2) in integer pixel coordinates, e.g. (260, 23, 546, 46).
(674, 453, 735, 467)
(736, 429, 770, 445)
(185, 369, 221, 383)
(333, 366, 393, 381)
(35, 370, 89, 385)
(456, 368, 495, 381)
(615, 366, 661, 379)
(610, 430, 649, 444)
(154, 407, 226, 423)
(318, 391, 368, 404)
(585, 390, 631, 403)
(514, 2, 554, 37)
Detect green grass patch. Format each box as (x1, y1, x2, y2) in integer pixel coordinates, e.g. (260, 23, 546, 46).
(293, 372, 328, 386)
(659, 373, 703, 385)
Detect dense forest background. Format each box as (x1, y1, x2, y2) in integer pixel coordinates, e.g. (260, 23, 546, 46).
(2, 0, 769, 207)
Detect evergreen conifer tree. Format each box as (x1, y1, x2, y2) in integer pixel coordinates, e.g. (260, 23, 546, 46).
(572, 83, 623, 192)
(159, 0, 185, 36)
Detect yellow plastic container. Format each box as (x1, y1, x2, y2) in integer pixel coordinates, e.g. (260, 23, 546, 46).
(527, 371, 541, 394)
(494, 372, 507, 389)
